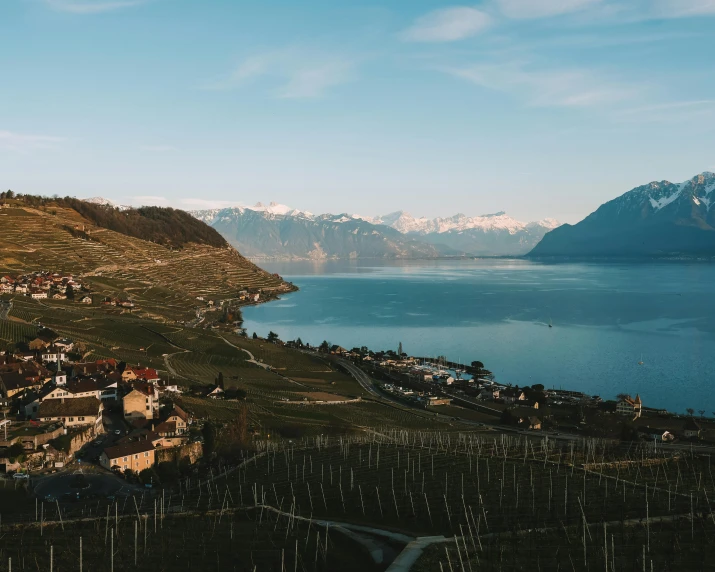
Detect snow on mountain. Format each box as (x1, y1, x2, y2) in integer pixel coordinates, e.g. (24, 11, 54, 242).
(82, 197, 130, 210)
(369, 210, 558, 235)
(84, 196, 117, 207)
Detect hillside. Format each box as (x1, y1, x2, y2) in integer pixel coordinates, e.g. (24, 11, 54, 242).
(0, 197, 293, 322)
(530, 172, 715, 258)
(192, 205, 456, 259)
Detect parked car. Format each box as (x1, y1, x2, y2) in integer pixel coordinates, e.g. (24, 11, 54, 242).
(13, 473, 30, 480)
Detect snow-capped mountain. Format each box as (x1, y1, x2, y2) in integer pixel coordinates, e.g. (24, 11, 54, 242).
(189, 203, 559, 259)
(82, 197, 130, 210)
(364, 211, 559, 236)
(188, 205, 454, 259)
(530, 172, 715, 258)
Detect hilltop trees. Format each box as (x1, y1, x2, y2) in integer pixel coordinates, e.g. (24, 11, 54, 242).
(54, 197, 228, 249)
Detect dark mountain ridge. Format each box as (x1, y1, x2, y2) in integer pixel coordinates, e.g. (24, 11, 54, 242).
(529, 172, 715, 258)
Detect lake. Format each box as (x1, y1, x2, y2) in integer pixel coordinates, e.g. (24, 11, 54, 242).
(242, 259, 715, 414)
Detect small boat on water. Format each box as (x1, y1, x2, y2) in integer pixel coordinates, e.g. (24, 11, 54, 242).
(548, 317, 553, 328)
(638, 354, 644, 366)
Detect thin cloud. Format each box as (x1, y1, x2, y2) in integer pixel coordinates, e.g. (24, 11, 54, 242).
(401, 7, 491, 42)
(653, 0, 715, 17)
(202, 49, 355, 99)
(496, 0, 603, 19)
(0, 130, 65, 151)
(613, 100, 715, 123)
(446, 63, 636, 107)
(44, 0, 148, 14)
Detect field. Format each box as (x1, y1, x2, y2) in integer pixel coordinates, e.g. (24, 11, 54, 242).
(3, 432, 715, 571)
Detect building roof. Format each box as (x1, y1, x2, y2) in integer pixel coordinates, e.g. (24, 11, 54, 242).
(66, 377, 115, 394)
(103, 439, 155, 461)
(0, 372, 41, 391)
(38, 397, 102, 418)
(168, 404, 189, 422)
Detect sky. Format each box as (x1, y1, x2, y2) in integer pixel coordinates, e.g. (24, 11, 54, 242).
(2, 0, 715, 223)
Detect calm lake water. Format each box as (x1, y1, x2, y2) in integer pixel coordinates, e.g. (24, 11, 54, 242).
(242, 259, 715, 414)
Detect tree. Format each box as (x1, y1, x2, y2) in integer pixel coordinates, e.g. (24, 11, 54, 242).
(686, 408, 695, 417)
(202, 422, 217, 457)
(616, 393, 629, 402)
(699, 410, 705, 418)
(139, 468, 159, 485)
(252, 332, 258, 340)
(155, 461, 180, 483)
(296, 337, 303, 347)
(319, 340, 330, 353)
(6, 190, 13, 199)
(65, 283, 74, 300)
(7, 443, 25, 463)
(267, 331, 279, 343)
(217, 371, 224, 389)
(471, 361, 484, 371)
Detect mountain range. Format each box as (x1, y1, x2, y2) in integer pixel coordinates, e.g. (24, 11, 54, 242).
(530, 172, 715, 258)
(190, 204, 559, 259)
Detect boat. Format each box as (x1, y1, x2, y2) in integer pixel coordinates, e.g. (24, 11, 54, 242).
(638, 354, 644, 366)
(548, 317, 553, 328)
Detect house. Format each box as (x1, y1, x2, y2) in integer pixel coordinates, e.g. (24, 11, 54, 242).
(53, 339, 74, 352)
(0, 372, 43, 398)
(616, 395, 642, 418)
(523, 417, 541, 430)
(123, 385, 159, 421)
(79, 296, 92, 304)
(30, 291, 48, 300)
(501, 388, 526, 404)
(123, 366, 160, 383)
(683, 419, 701, 439)
(100, 439, 155, 473)
(163, 405, 190, 434)
(52, 293, 67, 300)
(38, 397, 103, 429)
(29, 337, 53, 351)
(479, 387, 499, 400)
(41, 348, 66, 363)
(205, 385, 224, 399)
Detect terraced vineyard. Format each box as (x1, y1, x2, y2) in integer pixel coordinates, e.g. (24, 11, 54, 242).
(0, 202, 293, 323)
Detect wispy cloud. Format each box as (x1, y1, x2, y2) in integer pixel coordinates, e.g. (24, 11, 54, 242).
(401, 7, 491, 42)
(613, 100, 715, 123)
(446, 62, 636, 107)
(653, 0, 715, 17)
(496, 0, 603, 19)
(44, 0, 148, 14)
(139, 145, 176, 152)
(0, 130, 65, 151)
(203, 49, 355, 99)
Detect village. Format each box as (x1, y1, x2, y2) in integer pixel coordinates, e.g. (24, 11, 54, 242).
(307, 342, 709, 445)
(0, 329, 200, 480)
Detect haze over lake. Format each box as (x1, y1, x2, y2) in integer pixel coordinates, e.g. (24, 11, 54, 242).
(242, 260, 715, 414)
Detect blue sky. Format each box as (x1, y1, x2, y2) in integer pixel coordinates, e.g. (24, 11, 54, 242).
(2, 0, 715, 223)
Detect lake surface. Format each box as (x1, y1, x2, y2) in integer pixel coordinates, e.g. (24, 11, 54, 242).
(242, 259, 715, 414)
